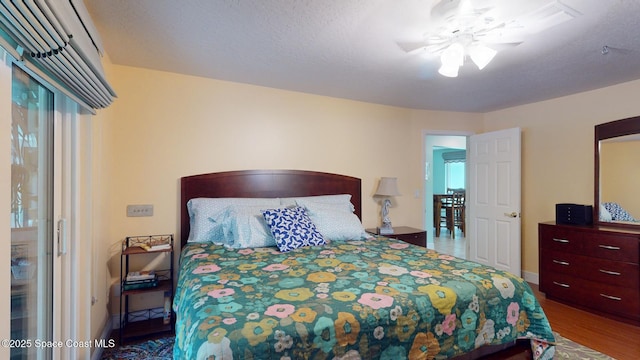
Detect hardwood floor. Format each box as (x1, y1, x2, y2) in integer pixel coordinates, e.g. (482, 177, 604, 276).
(431, 230, 640, 360)
(530, 284, 640, 360)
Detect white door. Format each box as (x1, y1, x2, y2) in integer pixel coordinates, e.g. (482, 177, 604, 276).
(468, 128, 521, 277)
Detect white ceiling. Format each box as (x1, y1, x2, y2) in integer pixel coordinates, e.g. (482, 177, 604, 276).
(84, 0, 640, 113)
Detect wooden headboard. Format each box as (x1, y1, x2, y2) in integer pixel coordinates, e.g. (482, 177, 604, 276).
(180, 170, 362, 248)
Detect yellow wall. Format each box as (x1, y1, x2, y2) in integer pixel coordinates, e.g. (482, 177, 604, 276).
(483, 79, 640, 274)
(91, 64, 484, 334)
(91, 62, 640, 339)
(94, 65, 486, 239)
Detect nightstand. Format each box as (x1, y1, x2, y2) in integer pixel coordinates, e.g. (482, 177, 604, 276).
(120, 234, 175, 344)
(366, 226, 427, 247)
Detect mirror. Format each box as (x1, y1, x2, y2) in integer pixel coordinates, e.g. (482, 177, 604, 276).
(595, 116, 640, 229)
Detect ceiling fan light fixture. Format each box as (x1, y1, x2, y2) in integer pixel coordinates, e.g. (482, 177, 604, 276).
(469, 45, 497, 70)
(438, 43, 464, 77)
(441, 43, 465, 66)
(438, 63, 460, 77)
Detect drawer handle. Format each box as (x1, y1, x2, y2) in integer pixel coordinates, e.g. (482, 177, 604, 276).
(599, 269, 621, 276)
(552, 260, 570, 266)
(552, 238, 569, 243)
(552, 281, 570, 288)
(599, 294, 622, 301)
(598, 245, 621, 250)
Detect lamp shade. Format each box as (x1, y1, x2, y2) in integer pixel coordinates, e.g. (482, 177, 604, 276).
(375, 177, 401, 197)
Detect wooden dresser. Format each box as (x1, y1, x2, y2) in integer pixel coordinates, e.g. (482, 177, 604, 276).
(538, 222, 640, 325)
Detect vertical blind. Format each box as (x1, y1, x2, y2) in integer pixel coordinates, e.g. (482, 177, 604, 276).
(0, 0, 115, 109)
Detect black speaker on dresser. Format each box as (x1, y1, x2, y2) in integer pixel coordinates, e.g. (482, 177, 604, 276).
(555, 203, 593, 225)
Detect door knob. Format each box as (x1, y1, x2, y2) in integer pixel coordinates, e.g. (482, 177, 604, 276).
(504, 212, 518, 218)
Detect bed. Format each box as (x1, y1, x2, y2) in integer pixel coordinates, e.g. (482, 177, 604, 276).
(174, 170, 555, 359)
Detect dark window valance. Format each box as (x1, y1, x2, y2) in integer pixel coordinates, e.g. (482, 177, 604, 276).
(442, 150, 466, 163)
(0, 0, 116, 109)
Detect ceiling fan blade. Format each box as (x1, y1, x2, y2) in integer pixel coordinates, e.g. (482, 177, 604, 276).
(425, 43, 449, 54)
(401, 31, 455, 53)
(486, 42, 523, 51)
(477, 34, 525, 45)
(474, 23, 526, 44)
(397, 41, 428, 53)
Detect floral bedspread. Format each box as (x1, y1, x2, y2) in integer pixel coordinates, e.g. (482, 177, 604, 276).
(173, 238, 555, 359)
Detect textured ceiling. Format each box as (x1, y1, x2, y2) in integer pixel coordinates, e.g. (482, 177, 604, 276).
(84, 0, 640, 113)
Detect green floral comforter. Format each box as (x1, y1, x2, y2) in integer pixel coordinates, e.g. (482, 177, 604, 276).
(173, 238, 555, 359)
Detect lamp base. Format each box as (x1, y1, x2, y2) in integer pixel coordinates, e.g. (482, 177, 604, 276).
(379, 223, 394, 235)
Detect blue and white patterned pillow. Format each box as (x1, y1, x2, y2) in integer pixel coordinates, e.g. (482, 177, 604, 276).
(602, 202, 637, 222)
(262, 207, 326, 252)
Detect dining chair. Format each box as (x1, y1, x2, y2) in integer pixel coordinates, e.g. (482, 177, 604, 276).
(452, 193, 465, 236)
(444, 193, 465, 239)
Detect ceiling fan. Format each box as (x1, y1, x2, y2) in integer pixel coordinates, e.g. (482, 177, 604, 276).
(399, 0, 581, 77)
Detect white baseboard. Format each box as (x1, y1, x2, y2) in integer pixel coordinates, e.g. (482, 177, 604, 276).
(522, 270, 539, 285)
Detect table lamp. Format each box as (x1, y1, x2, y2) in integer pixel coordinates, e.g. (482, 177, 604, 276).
(374, 177, 401, 235)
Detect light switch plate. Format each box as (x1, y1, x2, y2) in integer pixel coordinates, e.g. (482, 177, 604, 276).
(127, 204, 153, 217)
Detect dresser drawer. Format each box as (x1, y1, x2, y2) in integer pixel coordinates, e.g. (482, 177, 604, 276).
(540, 272, 640, 320)
(541, 249, 639, 287)
(539, 224, 586, 254)
(582, 232, 639, 263)
(540, 223, 640, 262)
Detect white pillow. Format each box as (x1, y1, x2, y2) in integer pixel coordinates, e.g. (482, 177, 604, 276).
(296, 199, 368, 241)
(187, 197, 280, 243)
(599, 203, 612, 222)
(280, 194, 355, 212)
(222, 204, 276, 248)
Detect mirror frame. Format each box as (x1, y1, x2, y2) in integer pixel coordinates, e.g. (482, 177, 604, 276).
(594, 115, 640, 229)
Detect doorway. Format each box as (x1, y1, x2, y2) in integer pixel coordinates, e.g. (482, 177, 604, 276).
(424, 133, 469, 258)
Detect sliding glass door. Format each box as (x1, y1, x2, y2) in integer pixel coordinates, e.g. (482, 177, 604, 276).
(10, 65, 54, 359)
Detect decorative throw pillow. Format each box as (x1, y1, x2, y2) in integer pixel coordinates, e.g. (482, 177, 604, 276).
(602, 202, 636, 222)
(262, 207, 326, 252)
(599, 203, 612, 222)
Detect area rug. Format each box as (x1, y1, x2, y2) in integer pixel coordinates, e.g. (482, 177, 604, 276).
(100, 336, 174, 360)
(553, 332, 615, 360)
(99, 333, 614, 360)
